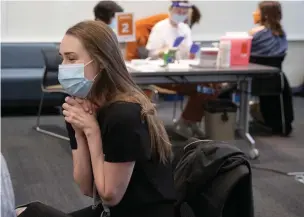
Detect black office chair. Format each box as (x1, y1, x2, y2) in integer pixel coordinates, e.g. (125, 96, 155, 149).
(249, 54, 294, 136)
(250, 55, 285, 96)
(35, 48, 70, 141)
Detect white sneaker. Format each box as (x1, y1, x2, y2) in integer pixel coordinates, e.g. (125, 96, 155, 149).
(173, 120, 193, 138)
(190, 122, 206, 138)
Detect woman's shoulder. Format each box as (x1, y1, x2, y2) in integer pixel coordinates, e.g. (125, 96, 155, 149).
(98, 101, 142, 125)
(152, 18, 170, 30)
(249, 25, 266, 36)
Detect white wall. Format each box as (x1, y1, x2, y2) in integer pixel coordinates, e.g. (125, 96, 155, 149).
(283, 41, 304, 88)
(2, 1, 304, 42)
(1, 0, 303, 87)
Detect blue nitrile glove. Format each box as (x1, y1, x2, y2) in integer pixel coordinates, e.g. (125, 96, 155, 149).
(173, 36, 185, 47)
(190, 43, 200, 54)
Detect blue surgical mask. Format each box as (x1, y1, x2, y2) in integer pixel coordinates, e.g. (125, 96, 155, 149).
(58, 60, 95, 98)
(171, 13, 187, 24)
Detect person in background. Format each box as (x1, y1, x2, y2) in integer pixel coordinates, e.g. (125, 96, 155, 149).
(249, 1, 293, 135)
(186, 4, 201, 28)
(250, 1, 287, 56)
(145, 1, 218, 138)
(1, 154, 16, 217)
(125, 4, 201, 60)
(146, 1, 193, 59)
(93, 0, 124, 28)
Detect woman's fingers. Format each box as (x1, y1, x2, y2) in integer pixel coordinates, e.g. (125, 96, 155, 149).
(74, 97, 84, 104)
(62, 109, 69, 117)
(65, 96, 80, 106)
(62, 103, 71, 110)
(74, 97, 93, 113)
(82, 101, 91, 113)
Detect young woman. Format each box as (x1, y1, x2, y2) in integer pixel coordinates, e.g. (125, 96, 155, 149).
(250, 1, 287, 56)
(145, 1, 219, 138)
(16, 20, 176, 217)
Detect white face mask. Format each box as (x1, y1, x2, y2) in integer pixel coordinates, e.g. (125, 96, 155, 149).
(58, 60, 95, 98)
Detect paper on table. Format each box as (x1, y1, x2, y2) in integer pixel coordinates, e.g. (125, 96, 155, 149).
(130, 59, 163, 66)
(131, 64, 163, 72)
(168, 63, 190, 70)
(167, 60, 200, 70)
(178, 59, 200, 65)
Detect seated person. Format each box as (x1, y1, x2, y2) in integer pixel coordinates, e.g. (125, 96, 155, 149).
(125, 4, 201, 60)
(249, 0, 287, 56)
(93, 0, 124, 27)
(146, 0, 219, 138)
(249, 1, 288, 123)
(16, 21, 176, 217)
(146, 1, 193, 59)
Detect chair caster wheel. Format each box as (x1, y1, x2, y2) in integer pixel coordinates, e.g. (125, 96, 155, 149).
(249, 148, 259, 160)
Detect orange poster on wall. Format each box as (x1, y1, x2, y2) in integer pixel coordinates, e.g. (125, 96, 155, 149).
(115, 12, 135, 43)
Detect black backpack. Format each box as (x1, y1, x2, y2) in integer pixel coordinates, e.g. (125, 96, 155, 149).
(173, 139, 254, 217)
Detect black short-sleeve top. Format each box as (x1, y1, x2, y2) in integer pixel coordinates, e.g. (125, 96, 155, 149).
(66, 102, 176, 217)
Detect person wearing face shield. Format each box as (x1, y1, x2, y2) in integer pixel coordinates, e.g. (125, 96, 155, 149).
(124, 4, 201, 61)
(145, 1, 219, 139)
(146, 1, 193, 59)
(93, 1, 124, 30)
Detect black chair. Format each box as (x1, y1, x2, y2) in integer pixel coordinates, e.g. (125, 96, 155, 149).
(35, 48, 70, 141)
(250, 55, 285, 96)
(249, 55, 294, 136)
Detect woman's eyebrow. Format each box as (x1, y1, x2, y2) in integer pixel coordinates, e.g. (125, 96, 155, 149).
(63, 52, 77, 56)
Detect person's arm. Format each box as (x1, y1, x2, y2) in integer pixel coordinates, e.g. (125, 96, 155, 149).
(66, 121, 93, 197)
(146, 25, 167, 59)
(1, 154, 16, 217)
(249, 26, 265, 36)
(84, 104, 148, 206)
(72, 132, 93, 197)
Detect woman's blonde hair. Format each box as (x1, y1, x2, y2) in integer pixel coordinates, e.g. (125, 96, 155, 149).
(66, 20, 172, 163)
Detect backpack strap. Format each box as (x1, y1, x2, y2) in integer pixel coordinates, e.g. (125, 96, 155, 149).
(93, 184, 110, 217)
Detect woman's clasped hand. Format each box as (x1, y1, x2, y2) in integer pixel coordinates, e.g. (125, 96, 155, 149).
(62, 96, 99, 135)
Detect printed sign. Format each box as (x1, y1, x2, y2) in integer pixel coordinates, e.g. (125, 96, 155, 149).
(115, 12, 135, 43)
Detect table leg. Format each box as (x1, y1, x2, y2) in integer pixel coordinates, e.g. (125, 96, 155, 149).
(238, 78, 259, 159)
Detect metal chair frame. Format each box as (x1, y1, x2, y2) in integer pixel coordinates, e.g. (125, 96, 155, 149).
(142, 85, 184, 123)
(35, 49, 70, 141)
